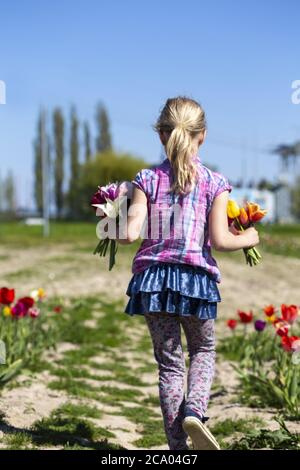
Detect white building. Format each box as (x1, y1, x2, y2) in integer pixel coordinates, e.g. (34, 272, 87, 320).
(230, 186, 294, 223)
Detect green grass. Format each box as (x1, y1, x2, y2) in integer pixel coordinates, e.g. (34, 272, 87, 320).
(0, 406, 123, 450)
(0, 221, 140, 254)
(259, 223, 300, 236)
(110, 406, 165, 448)
(228, 417, 300, 450)
(88, 361, 149, 387)
(98, 386, 141, 402)
(5, 268, 37, 281)
(49, 402, 103, 420)
(210, 417, 265, 441)
(2, 432, 35, 450)
(48, 377, 101, 399)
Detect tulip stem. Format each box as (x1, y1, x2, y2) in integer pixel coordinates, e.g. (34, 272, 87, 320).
(233, 218, 262, 266)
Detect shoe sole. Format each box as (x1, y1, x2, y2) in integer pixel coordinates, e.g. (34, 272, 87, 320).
(182, 417, 220, 450)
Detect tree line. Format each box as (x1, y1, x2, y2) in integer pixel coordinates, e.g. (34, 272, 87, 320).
(33, 102, 149, 219)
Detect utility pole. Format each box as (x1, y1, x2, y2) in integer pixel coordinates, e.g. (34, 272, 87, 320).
(41, 108, 50, 237)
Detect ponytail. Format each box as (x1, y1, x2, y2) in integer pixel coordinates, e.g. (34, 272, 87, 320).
(153, 96, 206, 195)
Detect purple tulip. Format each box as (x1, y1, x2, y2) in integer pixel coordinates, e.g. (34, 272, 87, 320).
(91, 183, 121, 207)
(11, 301, 27, 318)
(254, 320, 266, 332)
(102, 183, 119, 201)
(117, 181, 133, 199)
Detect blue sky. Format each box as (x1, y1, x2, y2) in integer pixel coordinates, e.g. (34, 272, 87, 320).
(0, 0, 299, 208)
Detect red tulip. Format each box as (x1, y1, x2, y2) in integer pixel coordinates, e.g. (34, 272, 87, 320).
(0, 287, 15, 305)
(281, 335, 300, 352)
(29, 307, 40, 318)
(227, 215, 234, 226)
(17, 297, 35, 314)
(53, 305, 62, 313)
(274, 320, 290, 337)
(238, 310, 253, 323)
(227, 319, 238, 330)
(263, 304, 277, 317)
(281, 304, 298, 325)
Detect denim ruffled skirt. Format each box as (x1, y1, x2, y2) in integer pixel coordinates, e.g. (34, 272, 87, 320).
(124, 262, 221, 319)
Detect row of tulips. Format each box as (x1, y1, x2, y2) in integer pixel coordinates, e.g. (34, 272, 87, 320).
(0, 287, 62, 385)
(223, 303, 300, 417)
(226, 304, 300, 353)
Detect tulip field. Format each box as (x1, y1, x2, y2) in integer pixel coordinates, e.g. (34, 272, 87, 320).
(0, 221, 300, 450)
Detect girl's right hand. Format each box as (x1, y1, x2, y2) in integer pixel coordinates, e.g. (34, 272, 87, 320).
(242, 226, 260, 248)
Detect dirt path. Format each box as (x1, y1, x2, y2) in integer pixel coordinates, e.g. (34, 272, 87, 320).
(1, 245, 300, 449)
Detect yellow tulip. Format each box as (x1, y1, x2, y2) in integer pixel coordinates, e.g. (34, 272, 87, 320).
(3, 306, 12, 317)
(227, 200, 240, 219)
(37, 288, 45, 299)
(266, 314, 277, 324)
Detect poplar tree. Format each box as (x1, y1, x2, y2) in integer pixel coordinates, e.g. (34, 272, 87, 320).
(33, 112, 43, 214)
(83, 120, 92, 162)
(95, 103, 112, 153)
(69, 106, 80, 218)
(53, 108, 65, 217)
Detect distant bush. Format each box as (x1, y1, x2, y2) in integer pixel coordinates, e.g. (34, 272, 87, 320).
(72, 150, 150, 219)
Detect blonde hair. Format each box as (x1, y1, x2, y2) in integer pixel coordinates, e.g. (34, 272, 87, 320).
(153, 96, 206, 195)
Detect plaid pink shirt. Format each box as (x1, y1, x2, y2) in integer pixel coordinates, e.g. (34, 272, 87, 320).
(131, 155, 233, 283)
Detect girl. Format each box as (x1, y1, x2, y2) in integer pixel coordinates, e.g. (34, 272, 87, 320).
(118, 96, 259, 451)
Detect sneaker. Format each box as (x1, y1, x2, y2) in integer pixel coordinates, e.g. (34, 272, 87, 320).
(182, 416, 220, 450)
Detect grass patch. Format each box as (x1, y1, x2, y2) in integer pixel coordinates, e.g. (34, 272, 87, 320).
(2, 432, 35, 450)
(48, 377, 100, 399)
(6, 268, 36, 281)
(107, 405, 165, 448)
(98, 386, 141, 402)
(55, 402, 103, 420)
(141, 395, 160, 407)
(117, 406, 164, 448)
(88, 361, 148, 387)
(210, 417, 265, 441)
(32, 413, 116, 449)
(134, 334, 153, 353)
(228, 417, 300, 450)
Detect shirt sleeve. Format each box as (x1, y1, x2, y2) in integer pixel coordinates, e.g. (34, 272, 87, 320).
(132, 169, 152, 196)
(213, 173, 233, 199)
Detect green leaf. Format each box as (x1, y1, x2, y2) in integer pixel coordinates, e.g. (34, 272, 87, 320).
(0, 359, 23, 384)
(0, 340, 6, 365)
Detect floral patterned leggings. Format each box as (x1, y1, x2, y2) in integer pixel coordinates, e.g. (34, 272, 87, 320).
(144, 312, 216, 450)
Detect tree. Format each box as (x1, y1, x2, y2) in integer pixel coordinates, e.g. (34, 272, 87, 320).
(68, 106, 80, 217)
(83, 120, 92, 162)
(4, 171, 16, 213)
(95, 103, 112, 153)
(53, 108, 65, 217)
(78, 150, 149, 218)
(33, 111, 43, 214)
(272, 140, 300, 173)
(257, 178, 275, 191)
(0, 171, 3, 212)
(291, 175, 300, 221)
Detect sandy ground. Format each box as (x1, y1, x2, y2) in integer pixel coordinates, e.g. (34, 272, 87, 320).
(0, 244, 300, 449)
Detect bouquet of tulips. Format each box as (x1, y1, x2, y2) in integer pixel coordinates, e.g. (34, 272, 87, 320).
(227, 200, 267, 266)
(91, 181, 133, 270)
